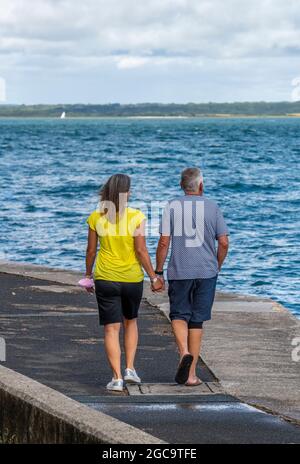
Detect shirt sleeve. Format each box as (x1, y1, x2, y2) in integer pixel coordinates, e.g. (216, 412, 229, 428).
(159, 202, 171, 235)
(134, 210, 146, 229)
(215, 206, 229, 238)
(86, 211, 98, 231)
(130, 210, 146, 235)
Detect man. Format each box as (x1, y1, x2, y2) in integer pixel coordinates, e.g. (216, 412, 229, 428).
(155, 167, 229, 386)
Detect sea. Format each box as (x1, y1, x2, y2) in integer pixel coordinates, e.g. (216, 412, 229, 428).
(0, 117, 299, 316)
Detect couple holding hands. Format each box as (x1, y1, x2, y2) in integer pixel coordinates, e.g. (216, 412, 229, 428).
(83, 168, 229, 391)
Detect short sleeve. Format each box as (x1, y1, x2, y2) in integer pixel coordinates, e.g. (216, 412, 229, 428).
(86, 211, 99, 232)
(215, 206, 229, 238)
(129, 209, 146, 235)
(159, 202, 171, 235)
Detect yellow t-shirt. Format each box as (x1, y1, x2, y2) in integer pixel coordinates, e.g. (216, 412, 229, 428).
(87, 207, 146, 282)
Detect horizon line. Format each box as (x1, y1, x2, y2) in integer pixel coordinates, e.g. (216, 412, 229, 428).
(1, 100, 300, 106)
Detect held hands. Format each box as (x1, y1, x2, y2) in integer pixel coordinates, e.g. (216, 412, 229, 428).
(150, 275, 165, 293)
(80, 274, 165, 294)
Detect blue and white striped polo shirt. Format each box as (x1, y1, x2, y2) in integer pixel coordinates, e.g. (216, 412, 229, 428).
(159, 194, 229, 280)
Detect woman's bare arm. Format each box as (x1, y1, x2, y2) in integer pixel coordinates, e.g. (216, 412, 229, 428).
(86, 227, 98, 277)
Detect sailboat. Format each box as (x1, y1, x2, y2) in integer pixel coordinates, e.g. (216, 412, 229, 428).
(60, 112, 66, 119)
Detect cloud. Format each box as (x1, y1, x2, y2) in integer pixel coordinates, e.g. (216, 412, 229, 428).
(116, 56, 150, 69)
(1, 0, 300, 63)
(115, 55, 202, 69)
(0, 0, 300, 102)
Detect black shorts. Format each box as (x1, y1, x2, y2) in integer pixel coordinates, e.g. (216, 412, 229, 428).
(94, 280, 143, 325)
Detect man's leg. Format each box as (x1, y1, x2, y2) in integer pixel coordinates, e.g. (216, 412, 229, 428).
(168, 280, 194, 383)
(186, 325, 203, 384)
(186, 276, 217, 385)
(171, 319, 190, 359)
(172, 319, 194, 384)
(169, 280, 193, 359)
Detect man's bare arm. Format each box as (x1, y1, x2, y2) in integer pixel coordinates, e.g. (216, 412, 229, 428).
(134, 220, 163, 292)
(217, 235, 229, 271)
(156, 234, 171, 272)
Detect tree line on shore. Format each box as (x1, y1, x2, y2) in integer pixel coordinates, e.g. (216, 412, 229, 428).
(0, 101, 300, 117)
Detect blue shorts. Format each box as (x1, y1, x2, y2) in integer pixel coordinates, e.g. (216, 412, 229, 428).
(168, 276, 217, 328)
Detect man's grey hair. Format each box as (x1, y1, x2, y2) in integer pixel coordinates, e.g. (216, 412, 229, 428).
(181, 167, 203, 192)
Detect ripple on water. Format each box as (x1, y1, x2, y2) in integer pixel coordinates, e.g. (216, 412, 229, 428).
(0, 117, 299, 316)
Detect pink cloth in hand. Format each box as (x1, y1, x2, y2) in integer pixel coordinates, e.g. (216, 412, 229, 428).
(78, 278, 94, 289)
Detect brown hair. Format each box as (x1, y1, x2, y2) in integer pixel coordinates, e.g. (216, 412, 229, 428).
(100, 174, 131, 214)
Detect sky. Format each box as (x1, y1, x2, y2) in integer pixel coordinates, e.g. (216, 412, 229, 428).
(0, 0, 300, 104)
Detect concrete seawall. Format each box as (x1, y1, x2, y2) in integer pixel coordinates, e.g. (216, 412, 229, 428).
(0, 364, 165, 444)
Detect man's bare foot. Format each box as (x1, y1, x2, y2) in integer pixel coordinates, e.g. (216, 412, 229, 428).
(179, 351, 190, 362)
(175, 353, 194, 384)
(185, 375, 202, 386)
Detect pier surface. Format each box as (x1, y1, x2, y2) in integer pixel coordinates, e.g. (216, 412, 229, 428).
(0, 262, 299, 443)
(146, 287, 300, 424)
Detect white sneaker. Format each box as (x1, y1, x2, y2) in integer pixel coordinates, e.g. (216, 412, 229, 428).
(124, 368, 141, 384)
(106, 378, 124, 392)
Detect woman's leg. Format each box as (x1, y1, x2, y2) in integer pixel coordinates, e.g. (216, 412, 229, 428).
(123, 318, 138, 370)
(104, 322, 122, 379)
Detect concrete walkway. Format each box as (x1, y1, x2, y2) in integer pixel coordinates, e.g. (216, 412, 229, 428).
(0, 262, 300, 443)
(145, 287, 300, 424)
(0, 272, 215, 396)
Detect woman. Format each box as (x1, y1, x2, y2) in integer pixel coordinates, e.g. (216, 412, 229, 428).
(84, 174, 162, 391)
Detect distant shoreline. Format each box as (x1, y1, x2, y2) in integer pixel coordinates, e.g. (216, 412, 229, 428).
(1, 102, 300, 118)
(1, 114, 300, 119)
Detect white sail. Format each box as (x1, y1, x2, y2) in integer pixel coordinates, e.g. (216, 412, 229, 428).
(60, 112, 66, 119)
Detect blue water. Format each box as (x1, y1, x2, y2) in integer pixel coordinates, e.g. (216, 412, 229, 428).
(0, 118, 299, 316)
